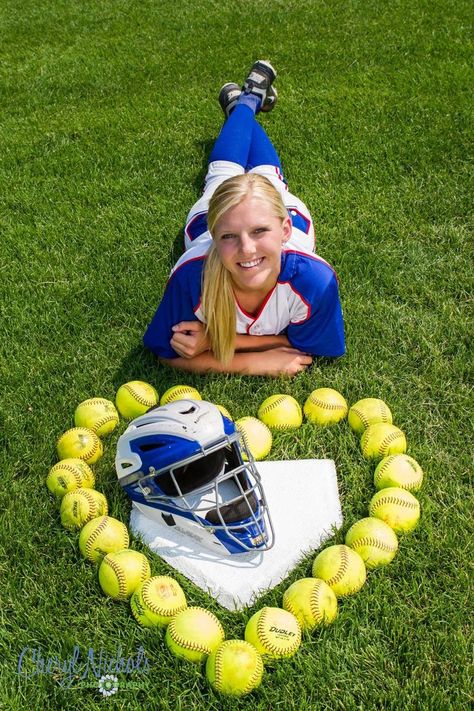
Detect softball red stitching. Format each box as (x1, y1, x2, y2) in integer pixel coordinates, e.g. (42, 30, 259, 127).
(370, 495, 419, 512)
(308, 395, 346, 411)
(103, 556, 128, 599)
(350, 536, 398, 553)
(124, 384, 156, 407)
(168, 608, 223, 654)
(50, 461, 94, 488)
(379, 431, 405, 455)
(309, 580, 325, 623)
(378, 401, 390, 423)
(325, 546, 349, 586)
(165, 387, 198, 401)
(351, 407, 370, 428)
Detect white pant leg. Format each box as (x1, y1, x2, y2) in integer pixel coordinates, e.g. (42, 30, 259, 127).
(184, 161, 244, 251)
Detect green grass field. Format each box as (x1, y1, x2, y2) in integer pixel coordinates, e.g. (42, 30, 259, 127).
(1, 0, 472, 708)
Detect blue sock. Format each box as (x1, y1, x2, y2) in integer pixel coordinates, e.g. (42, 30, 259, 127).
(237, 92, 261, 114)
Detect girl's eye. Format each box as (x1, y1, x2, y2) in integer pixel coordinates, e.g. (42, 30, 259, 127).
(220, 233, 236, 240)
(254, 227, 269, 234)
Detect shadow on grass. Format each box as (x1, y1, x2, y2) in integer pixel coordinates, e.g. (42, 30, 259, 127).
(169, 137, 215, 265)
(112, 343, 210, 397)
(112, 141, 218, 394)
(112, 345, 178, 395)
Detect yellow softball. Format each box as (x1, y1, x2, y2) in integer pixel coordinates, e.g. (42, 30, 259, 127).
(348, 397, 393, 435)
(215, 404, 233, 420)
(74, 398, 119, 437)
(374, 454, 424, 492)
(60, 488, 108, 530)
(79, 516, 129, 563)
(115, 380, 158, 419)
(311, 544, 366, 597)
(206, 640, 263, 697)
(369, 487, 420, 534)
(282, 578, 338, 631)
(235, 416, 272, 460)
(98, 549, 151, 601)
(345, 517, 399, 569)
(257, 394, 302, 430)
(130, 576, 187, 628)
(46, 458, 95, 498)
(303, 387, 348, 426)
(160, 384, 202, 405)
(56, 427, 103, 464)
(165, 607, 225, 663)
(360, 423, 407, 462)
(244, 607, 301, 661)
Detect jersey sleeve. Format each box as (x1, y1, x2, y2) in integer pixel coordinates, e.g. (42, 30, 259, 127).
(286, 268, 346, 357)
(143, 259, 205, 359)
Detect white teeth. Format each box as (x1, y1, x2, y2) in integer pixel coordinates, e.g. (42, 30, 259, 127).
(239, 258, 263, 268)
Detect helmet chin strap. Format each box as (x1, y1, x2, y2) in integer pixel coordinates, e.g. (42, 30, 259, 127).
(205, 488, 258, 525)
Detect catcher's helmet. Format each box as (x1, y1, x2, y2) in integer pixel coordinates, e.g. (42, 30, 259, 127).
(115, 399, 274, 555)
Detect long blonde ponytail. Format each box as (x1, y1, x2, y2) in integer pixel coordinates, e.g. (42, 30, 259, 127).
(201, 244, 236, 364)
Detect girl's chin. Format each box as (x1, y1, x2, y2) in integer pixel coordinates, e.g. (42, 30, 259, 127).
(231, 261, 279, 291)
(234, 273, 273, 292)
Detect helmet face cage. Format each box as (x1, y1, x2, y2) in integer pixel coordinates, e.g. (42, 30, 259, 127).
(115, 400, 275, 555)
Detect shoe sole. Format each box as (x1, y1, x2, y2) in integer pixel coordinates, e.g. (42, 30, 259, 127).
(219, 82, 241, 117)
(260, 86, 278, 113)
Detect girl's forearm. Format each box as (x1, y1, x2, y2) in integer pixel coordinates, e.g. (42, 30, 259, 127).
(161, 334, 292, 372)
(234, 333, 290, 351)
(160, 351, 261, 375)
(160, 344, 312, 377)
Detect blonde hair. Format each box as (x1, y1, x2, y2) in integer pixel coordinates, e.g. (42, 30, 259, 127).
(201, 173, 288, 364)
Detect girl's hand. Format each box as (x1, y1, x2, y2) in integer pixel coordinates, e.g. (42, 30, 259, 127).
(170, 321, 210, 359)
(251, 347, 313, 376)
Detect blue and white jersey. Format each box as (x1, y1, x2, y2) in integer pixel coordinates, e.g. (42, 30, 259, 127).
(143, 242, 345, 359)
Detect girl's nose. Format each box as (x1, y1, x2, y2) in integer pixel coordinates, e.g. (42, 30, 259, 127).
(238, 232, 254, 255)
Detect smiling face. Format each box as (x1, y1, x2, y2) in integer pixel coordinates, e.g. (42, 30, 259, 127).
(213, 195, 292, 297)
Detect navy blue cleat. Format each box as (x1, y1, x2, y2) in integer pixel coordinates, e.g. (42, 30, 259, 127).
(219, 82, 278, 118)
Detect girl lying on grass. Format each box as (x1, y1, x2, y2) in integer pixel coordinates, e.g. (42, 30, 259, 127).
(144, 60, 345, 376)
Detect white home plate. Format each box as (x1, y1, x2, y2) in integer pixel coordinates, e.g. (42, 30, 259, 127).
(130, 459, 342, 611)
